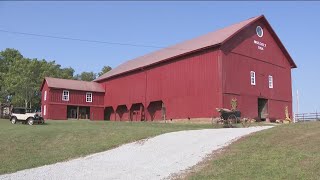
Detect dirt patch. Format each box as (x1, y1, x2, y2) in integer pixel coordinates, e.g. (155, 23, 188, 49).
(135, 138, 150, 145)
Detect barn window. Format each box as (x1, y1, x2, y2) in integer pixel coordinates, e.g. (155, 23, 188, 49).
(250, 71, 256, 85)
(62, 90, 69, 101)
(256, 26, 263, 37)
(44, 91, 47, 101)
(43, 105, 46, 116)
(86, 92, 92, 102)
(268, 75, 273, 88)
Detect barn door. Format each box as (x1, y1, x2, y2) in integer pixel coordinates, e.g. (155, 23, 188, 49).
(258, 98, 268, 120)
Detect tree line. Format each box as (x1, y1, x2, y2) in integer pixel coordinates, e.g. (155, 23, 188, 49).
(0, 48, 112, 110)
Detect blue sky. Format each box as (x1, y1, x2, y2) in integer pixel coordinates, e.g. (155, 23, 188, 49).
(0, 1, 319, 113)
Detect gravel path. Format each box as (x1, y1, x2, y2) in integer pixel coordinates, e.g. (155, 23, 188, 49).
(0, 126, 272, 180)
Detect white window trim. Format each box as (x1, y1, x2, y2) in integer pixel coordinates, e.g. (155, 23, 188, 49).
(44, 91, 47, 101)
(269, 75, 273, 88)
(250, 71, 256, 85)
(256, 26, 264, 37)
(86, 92, 92, 102)
(43, 105, 46, 116)
(62, 90, 69, 101)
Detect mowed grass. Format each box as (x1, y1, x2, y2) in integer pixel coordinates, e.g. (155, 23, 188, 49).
(187, 122, 320, 180)
(0, 119, 213, 175)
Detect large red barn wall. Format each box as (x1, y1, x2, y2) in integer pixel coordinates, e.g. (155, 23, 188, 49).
(221, 19, 293, 120)
(101, 49, 222, 121)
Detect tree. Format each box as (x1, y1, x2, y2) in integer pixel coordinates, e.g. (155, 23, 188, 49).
(0, 48, 76, 108)
(74, 71, 97, 81)
(98, 65, 112, 77)
(0, 48, 110, 108)
(0, 49, 23, 103)
(4, 58, 34, 108)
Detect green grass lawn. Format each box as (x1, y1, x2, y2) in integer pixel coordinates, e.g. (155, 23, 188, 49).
(187, 122, 320, 180)
(0, 119, 213, 175)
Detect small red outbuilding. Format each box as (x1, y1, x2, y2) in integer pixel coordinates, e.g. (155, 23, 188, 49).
(41, 15, 297, 121)
(40, 77, 105, 120)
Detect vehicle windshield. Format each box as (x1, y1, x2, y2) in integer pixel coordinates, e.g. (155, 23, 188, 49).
(12, 108, 33, 114)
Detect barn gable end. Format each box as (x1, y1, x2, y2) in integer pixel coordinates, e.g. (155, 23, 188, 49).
(220, 16, 295, 120)
(221, 16, 296, 69)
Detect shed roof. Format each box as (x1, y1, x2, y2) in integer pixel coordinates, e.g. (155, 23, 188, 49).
(94, 15, 296, 82)
(41, 77, 105, 92)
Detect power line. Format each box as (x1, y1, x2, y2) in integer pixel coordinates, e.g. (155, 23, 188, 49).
(0, 29, 190, 50)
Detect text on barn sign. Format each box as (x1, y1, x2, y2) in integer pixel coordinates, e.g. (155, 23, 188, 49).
(254, 40, 267, 50)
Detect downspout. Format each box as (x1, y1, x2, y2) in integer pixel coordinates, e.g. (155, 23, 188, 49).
(141, 67, 147, 121)
(218, 49, 224, 109)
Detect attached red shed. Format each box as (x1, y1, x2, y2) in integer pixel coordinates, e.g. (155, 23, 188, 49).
(40, 77, 105, 120)
(41, 15, 296, 122)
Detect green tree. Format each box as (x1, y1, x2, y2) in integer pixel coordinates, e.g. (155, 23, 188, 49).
(4, 58, 33, 108)
(75, 72, 97, 81)
(0, 48, 76, 108)
(98, 65, 112, 77)
(0, 49, 23, 103)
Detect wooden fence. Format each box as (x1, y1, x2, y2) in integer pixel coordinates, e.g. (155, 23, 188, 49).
(295, 112, 320, 122)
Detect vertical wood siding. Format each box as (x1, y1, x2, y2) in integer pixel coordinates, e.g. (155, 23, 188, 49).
(221, 18, 293, 120)
(49, 89, 104, 106)
(101, 49, 222, 121)
(90, 107, 104, 120)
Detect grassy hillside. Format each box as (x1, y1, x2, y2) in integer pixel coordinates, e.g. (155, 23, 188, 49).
(187, 122, 320, 180)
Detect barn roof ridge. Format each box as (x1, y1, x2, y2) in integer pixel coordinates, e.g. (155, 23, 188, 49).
(40, 77, 105, 92)
(94, 15, 295, 82)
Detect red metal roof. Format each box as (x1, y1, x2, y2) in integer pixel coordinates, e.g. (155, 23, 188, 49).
(94, 16, 262, 82)
(94, 15, 296, 82)
(43, 77, 105, 92)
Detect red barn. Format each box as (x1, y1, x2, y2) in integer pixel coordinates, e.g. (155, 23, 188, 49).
(40, 15, 296, 121)
(40, 77, 105, 120)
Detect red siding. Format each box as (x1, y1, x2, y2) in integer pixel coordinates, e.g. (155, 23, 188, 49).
(48, 104, 67, 120)
(101, 49, 222, 121)
(221, 18, 293, 120)
(41, 80, 105, 120)
(90, 107, 104, 121)
(49, 89, 104, 106)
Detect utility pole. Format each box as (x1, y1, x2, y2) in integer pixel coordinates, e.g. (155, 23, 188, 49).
(297, 90, 299, 115)
(295, 90, 299, 123)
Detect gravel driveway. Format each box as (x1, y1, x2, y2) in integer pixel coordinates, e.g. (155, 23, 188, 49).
(0, 126, 272, 180)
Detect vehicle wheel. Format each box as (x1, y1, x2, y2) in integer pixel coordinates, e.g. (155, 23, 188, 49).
(212, 116, 222, 128)
(27, 118, 34, 125)
(227, 114, 238, 128)
(11, 117, 17, 124)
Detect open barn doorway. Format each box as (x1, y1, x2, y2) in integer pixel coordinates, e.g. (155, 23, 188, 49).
(116, 105, 129, 121)
(130, 103, 145, 121)
(104, 107, 114, 121)
(147, 101, 165, 121)
(258, 98, 268, 121)
(67, 106, 90, 120)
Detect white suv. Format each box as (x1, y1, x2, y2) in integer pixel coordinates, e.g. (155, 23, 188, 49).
(10, 107, 44, 125)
